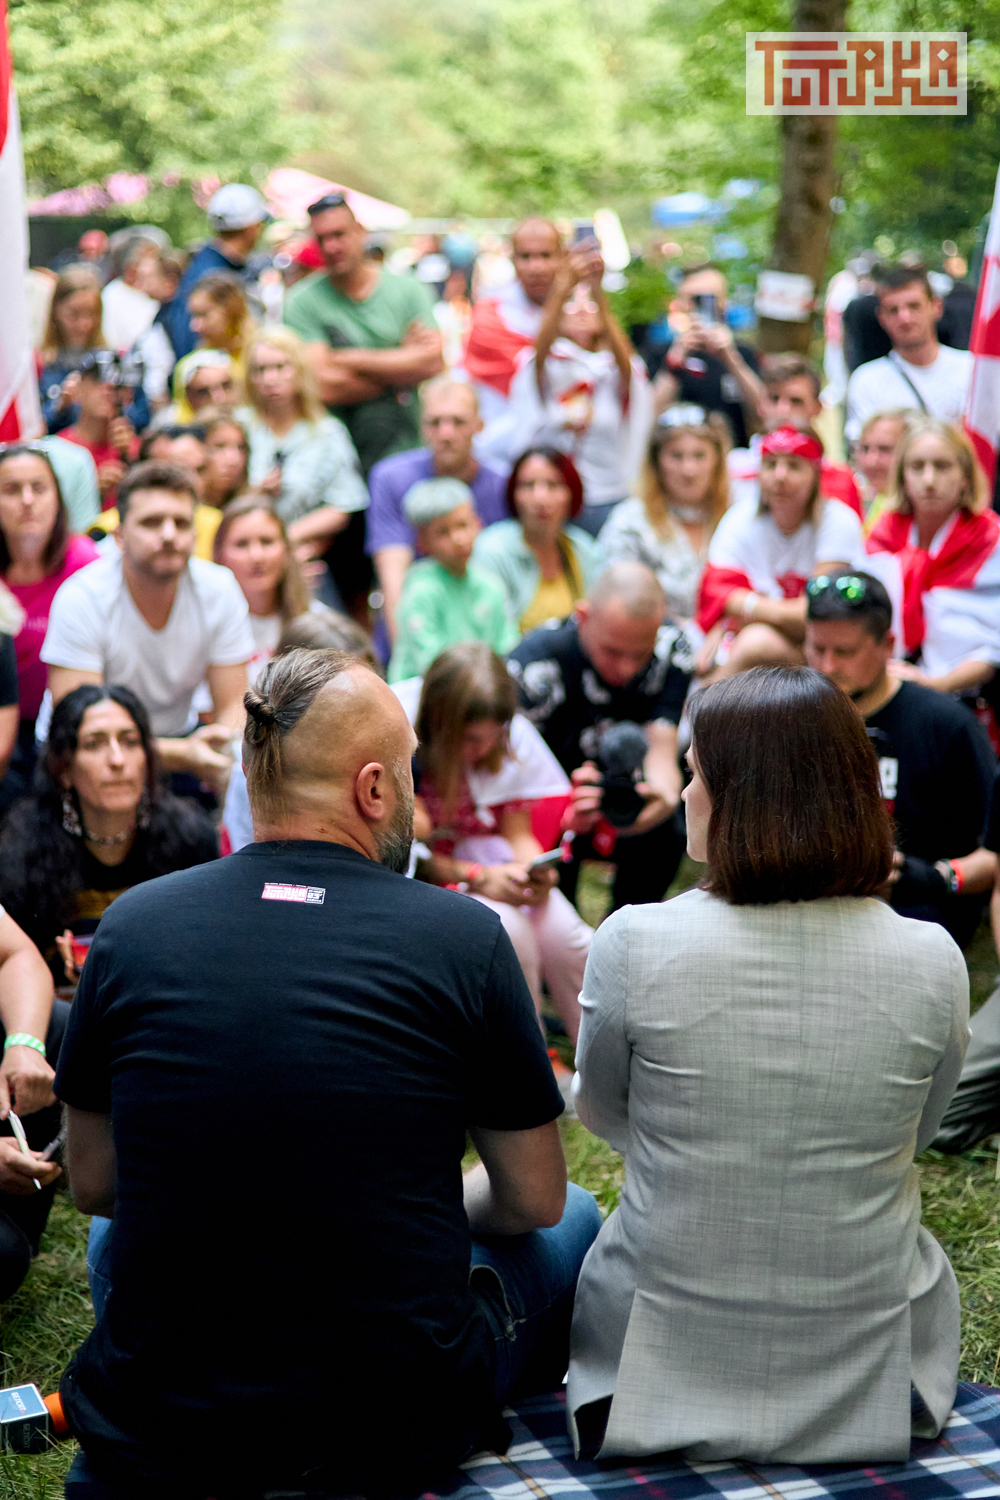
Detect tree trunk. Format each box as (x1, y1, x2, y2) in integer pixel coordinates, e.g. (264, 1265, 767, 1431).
(757, 0, 848, 354)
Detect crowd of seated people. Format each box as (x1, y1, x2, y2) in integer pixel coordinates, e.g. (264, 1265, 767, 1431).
(4, 205, 1000, 1498)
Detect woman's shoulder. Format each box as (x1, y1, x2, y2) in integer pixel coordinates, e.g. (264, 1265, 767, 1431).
(148, 795, 219, 869)
(474, 519, 524, 558)
(63, 533, 101, 574)
(564, 520, 606, 557)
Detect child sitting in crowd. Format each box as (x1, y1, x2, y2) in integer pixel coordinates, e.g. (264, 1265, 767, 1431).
(388, 477, 516, 683)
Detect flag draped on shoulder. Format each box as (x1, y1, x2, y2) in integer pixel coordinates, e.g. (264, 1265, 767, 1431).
(965, 162, 1000, 487)
(0, 0, 41, 442)
(865, 507, 1000, 676)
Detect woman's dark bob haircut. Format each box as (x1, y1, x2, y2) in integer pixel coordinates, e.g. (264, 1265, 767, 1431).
(690, 666, 893, 905)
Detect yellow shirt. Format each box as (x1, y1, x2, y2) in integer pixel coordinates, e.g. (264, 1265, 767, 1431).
(518, 538, 585, 633)
(91, 504, 222, 561)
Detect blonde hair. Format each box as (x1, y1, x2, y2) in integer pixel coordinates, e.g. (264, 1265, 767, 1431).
(245, 326, 326, 426)
(42, 267, 106, 358)
(890, 418, 990, 516)
(642, 411, 730, 541)
(187, 271, 254, 360)
(416, 643, 518, 805)
(858, 408, 912, 444)
(213, 495, 311, 621)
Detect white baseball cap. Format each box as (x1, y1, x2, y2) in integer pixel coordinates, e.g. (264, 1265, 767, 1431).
(207, 183, 271, 232)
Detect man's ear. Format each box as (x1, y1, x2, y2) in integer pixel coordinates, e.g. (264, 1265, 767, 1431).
(114, 522, 126, 552)
(575, 599, 590, 626)
(355, 761, 388, 824)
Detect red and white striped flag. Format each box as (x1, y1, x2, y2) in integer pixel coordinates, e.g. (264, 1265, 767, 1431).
(0, 0, 41, 442)
(965, 163, 1000, 488)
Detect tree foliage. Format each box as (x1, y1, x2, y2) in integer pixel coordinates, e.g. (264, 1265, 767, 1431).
(10, 0, 303, 236)
(289, 0, 695, 221)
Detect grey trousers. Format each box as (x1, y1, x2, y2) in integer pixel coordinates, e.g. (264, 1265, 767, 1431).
(934, 981, 1000, 1152)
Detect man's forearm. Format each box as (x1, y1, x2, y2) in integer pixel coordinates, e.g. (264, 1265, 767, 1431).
(306, 349, 383, 406)
(334, 343, 445, 386)
(927, 660, 995, 695)
(723, 348, 767, 419)
(0, 949, 53, 1045)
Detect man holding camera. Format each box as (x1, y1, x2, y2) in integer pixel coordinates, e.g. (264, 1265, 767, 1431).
(508, 562, 692, 912)
(655, 263, 765, 448)
(60, 354, 142, 507)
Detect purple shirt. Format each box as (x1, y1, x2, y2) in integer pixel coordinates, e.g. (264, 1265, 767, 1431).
(364, 448, 509, 556)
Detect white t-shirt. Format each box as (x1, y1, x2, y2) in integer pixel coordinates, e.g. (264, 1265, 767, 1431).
(41, 553, 254, 737)
(708, 494, 863, 596)
(101, 277, 158, 352)
(845, 345, 972, 441)
(498, 342, 653, 507)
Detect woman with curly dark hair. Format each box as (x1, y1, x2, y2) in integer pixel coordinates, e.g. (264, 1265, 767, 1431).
(0, 683, 218, 981)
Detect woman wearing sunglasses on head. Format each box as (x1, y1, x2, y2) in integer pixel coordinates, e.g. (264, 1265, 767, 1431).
(693, 424, 864, 678)
(598, 404, 731, 627)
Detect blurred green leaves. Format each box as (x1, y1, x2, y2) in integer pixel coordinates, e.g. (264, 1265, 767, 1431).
(10, 0, 306, 236)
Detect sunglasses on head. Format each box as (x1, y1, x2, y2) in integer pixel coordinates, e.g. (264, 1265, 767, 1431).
(806, 574, 869, 603)
(306, 192, 349, 217)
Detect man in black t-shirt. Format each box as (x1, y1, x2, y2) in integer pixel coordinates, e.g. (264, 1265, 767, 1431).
(508, 562, 692, 911)
(56, 651, 600, 1499)
(806, 569, 996, 947)
(656, 264, 764, 447)
(934, 771, 1000, 1151)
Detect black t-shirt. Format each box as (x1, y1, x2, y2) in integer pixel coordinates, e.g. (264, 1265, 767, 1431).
(0, 633, 16, 709)
(55, 841, 562, 1495)
(670, 342, 761, 448)
(507, 618, 692, 775)
(982, 770, 1000, 851)
(866, 681, 996, 914)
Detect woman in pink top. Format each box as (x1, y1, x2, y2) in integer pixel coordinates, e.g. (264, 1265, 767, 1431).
(0, 444, 99, 764)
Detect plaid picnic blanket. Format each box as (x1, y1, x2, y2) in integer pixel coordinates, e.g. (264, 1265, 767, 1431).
(431, 1385, 1000, 1500)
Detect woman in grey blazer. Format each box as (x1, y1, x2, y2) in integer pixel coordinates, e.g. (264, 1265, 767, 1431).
(568, 666, 969, 1465)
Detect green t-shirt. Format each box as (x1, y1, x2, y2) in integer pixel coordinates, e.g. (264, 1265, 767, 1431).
(388, 560, 518, 684)
(283, 269, 437, 475)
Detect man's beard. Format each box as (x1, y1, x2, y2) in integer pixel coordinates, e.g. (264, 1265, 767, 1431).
(375, 776, 415, 874)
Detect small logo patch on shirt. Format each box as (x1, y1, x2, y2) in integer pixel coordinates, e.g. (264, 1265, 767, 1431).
(261, 883, 326, 905)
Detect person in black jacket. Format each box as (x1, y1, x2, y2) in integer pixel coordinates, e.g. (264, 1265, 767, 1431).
(0, 683, 217, 981)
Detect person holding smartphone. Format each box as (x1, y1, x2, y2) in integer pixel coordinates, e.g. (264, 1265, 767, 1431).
(656, 264, 766, 448)
(399, 642, 592, 1044)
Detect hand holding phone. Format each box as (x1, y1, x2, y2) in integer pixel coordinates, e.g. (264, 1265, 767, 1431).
(529, 847, 565, 874)
(8, 1113, 41, 1191)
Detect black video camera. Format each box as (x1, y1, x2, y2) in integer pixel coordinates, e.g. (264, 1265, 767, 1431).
(596, 721, 649, 828)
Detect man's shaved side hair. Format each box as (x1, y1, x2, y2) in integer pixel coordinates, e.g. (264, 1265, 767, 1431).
(587, 562, 667, 621)
(243, 649, 375, 821)
(421, 374, 479, 414)
(511, 216, 562, 249)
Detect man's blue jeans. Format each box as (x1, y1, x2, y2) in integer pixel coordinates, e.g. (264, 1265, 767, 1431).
(66, 1183, 602, 1498)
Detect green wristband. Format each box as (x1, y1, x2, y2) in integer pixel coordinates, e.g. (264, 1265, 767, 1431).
(4, 1034, 46, 1058)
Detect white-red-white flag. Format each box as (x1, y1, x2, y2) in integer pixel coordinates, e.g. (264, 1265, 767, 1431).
(0, 0, 41, 442)
(965, 164, 1000, 488)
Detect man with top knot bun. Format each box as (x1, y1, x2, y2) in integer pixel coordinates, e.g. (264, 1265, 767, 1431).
(694, 423, 865, 678)
(54, 647, 600, 1500)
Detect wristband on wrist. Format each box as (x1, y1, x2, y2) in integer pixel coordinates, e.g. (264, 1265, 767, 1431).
(948, 859, 965, 894)
(4, 1034, 45, 1058)
(456, 863, 483, 895)
(742, 591, 760, 621)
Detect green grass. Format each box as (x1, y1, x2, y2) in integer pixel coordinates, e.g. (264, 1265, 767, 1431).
(4, 874, 999, 1492)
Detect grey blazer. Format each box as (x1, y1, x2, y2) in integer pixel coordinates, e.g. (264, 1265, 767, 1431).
(568, 889, 969, 1464)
